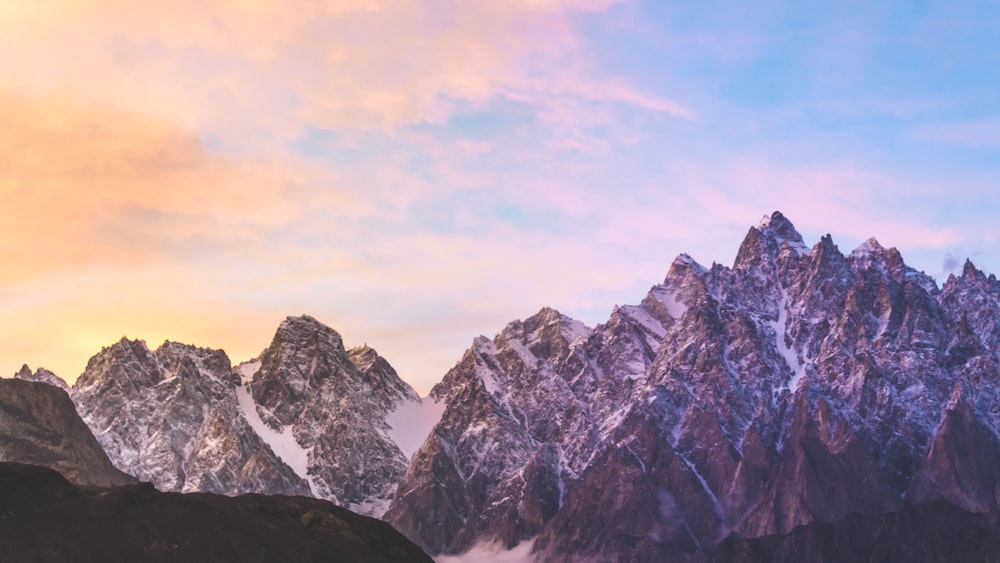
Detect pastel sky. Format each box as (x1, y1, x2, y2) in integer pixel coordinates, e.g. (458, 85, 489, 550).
(2, 1, 998, 394)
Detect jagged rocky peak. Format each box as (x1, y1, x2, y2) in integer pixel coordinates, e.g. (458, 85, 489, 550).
(238, 314, 425, 514)
(852, 235, 886, 256)
(942, 258, 999, 295)
(75, 338, 236, 397)
(66, 314, 424, 513)
(157, 340, 232, 381)
(348, 344, 419, 402)
(848, 235, 911, 283)
(13, 364, 69, 391)
(250, 314, 420, 419)
(734, 211, 809, 269)
(964, 258, 981, 279)
(496, 306, 592, 361)
(666, 252, 708, 278)
(758, 210, 806, 248)
(644, 253, 708, 325)
(951, 258, 1000, 292)
(390, 210, 1000, 561)
(70, 336, 311, 496)
(251, 314, 351, 426)
(74, 337, 161, 391)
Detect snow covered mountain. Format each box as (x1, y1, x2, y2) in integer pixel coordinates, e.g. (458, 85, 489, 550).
(20, 211, 1000, 561)
(71, 338, 311, 496)
(387, 211, 1000, 561)
(68, 315, 439, 516)
(235, 315, 442, 515)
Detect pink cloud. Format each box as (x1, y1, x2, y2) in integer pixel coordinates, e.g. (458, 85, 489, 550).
(0, 0, 643, 139)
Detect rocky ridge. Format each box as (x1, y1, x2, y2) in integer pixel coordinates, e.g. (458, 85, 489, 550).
(0, 374, 133, 487)
(11, 211, 1000, 561)
(70, 339, 311, 497)
(387, 211, 1000, 561)
(0, 461, 431, 563)
(67, 315, 436, 516)
(236, 315, 439, 515)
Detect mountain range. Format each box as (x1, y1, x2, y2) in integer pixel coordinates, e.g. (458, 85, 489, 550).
(0, 379, 430, 562)
(9, 211, 1000, 561)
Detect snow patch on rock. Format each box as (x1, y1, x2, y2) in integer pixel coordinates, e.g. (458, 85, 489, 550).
(235, 381, 318, 496)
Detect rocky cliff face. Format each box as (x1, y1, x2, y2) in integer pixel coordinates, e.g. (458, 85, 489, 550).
(387, 211, 1000, 561)
(71, 338, 311, 496)
(237, 315, 436, 515)
(0, 375, 133, 487)
(68, 315, 436, 516)
(20, 211, 1000, 561)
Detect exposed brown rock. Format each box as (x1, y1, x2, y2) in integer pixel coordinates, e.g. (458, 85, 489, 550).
(0, 378, 134, 487)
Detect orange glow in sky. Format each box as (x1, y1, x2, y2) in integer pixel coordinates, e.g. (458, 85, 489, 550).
(3, 1, 999, 394)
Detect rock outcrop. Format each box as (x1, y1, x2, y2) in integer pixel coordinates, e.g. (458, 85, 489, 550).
(0, 376, 133, 487)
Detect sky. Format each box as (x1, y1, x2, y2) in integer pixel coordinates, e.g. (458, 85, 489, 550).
(1, 1, 998, 395)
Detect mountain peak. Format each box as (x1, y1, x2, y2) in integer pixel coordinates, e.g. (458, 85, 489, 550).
(758, 210, 787, 228)
(522, 306, 591, 346)
(279, 314, 327, 331)
(758, 210, 806, 249)
(13, 365, 69, 391)
(272, 314, 345, 353)
(735, 211, 807, 268)
(963, 258, 982, 279)
(667, 253, 708, 278)
(852, 237, 885, 255)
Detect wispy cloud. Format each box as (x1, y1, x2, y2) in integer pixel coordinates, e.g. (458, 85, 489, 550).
(912, 121, 1000, 149)
(0, 0, 647, 138)
(0, 92, 301, 281)
(2, 0, 999, 396)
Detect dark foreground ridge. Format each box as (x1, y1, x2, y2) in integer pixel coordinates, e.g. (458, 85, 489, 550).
(0, 462, 432, 563)
(711, 501, 1000, 563)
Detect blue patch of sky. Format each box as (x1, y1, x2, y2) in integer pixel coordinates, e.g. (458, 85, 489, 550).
(291, 127, 404, 162)
(290, 0, 1000, 255)
(588, 0, 999, 177)
(403, 188, 570, 238)
(439, 105, 516, 141)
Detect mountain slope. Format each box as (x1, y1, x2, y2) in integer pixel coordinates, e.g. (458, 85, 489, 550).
(0, 376, 134, 487)
(710, 501, 1000, 563)
(69, 315, 438, 516)
(388, 211, 1000, 561)
(0, 461, 432, 563)
(25, 210, 1000, 561)
(236, 315, 439, 515)
(71, 338, 311, 496)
